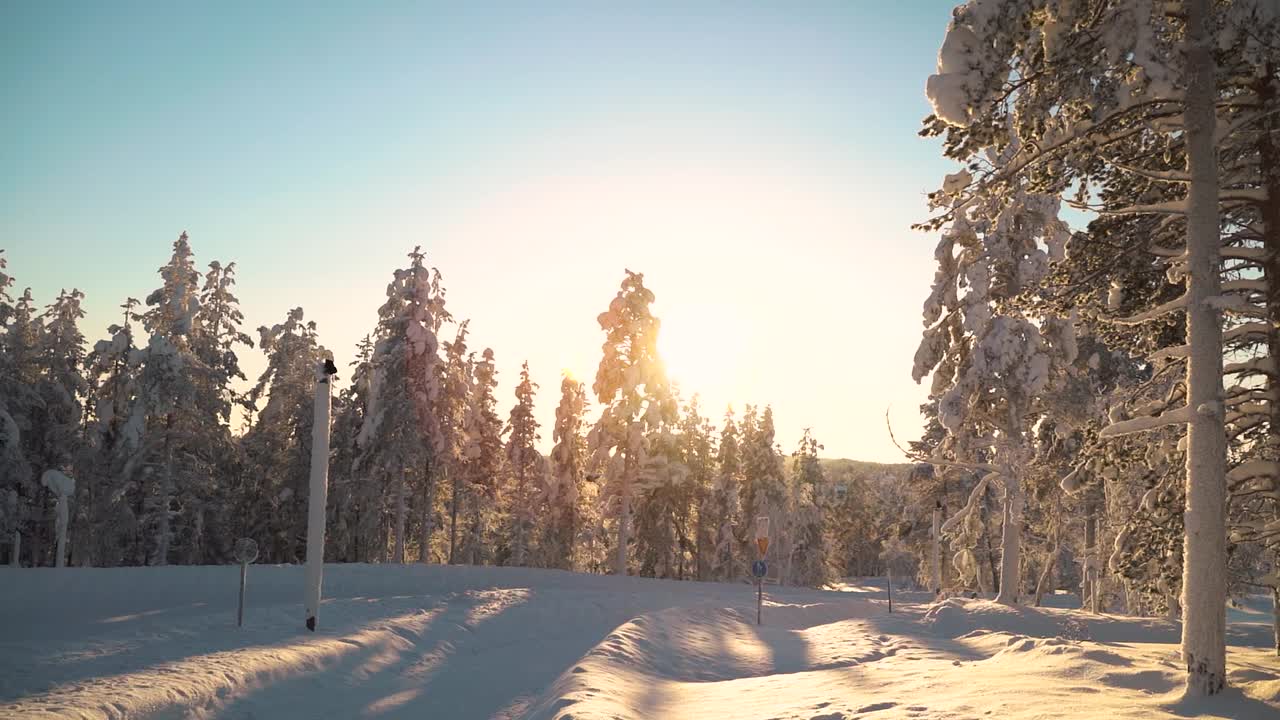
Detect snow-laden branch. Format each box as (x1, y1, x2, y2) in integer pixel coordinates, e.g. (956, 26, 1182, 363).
(939, 474, 993, 535)
(1223, 322, 1269, 343)
(1220, 279, 1268, 293)
(1109, 160, 1190, 184)
(1089, 199, 1187, 217)
(1220, 247, 1269, 261)
(1227, 460, 1279, 483)
(1148, 344, 1189, 362)
(1224, 356, 1276, 377)
(1099, 405, 1192, 438)
(1115, 293, 1187, 325)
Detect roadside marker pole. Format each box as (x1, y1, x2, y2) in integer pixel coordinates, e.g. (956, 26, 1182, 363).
(233, 538, 258, 628)
(754, 517, 770, 626)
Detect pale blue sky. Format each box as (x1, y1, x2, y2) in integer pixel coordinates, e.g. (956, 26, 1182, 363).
(3, 1, 960, 461)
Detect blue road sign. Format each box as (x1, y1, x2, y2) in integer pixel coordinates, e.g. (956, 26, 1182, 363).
(751, 560, 767, 578)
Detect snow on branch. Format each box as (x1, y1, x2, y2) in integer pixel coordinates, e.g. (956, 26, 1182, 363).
(1220, 279, 1267, 293)
(1221, 247, 1269, 261)
(1223, 322, 1269, 343)
(1099, 405, 1192, 439)
(1228, 460, 1279, 483)
(1147, 344, 1189, 362)
(940, 474, 993, 535)
(1115, 293, 1187, 325)
(1224, 356, 1276, 377)
(1093, 199, 1187, 217)
(1110, 161, 1190, 184)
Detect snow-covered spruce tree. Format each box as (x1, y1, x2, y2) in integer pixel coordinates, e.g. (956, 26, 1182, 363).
(181, 259, 253, 563)
(328, 336, 381, 562)
(703, 408, 741, 581)
(0, 252, 37, 565)
(458, 348, 503, 565)
(541, 374, 588, 570)
(503, 361, 541, 566)
(357, 247, 449, 563)
(241, 308, 328, 563)
(790, 429, 832, 587)
(914, 169, 1076, 604)
(36, 289, 88, 566)
(76, 299, 144, 566)
(129, 232, 211, 566)
(677, 396, 717, 581)
(739, 405, 791, 582)
(632, 409, 691, 579)
(440, 322, 473, 563)
(587, 270, 678, 576)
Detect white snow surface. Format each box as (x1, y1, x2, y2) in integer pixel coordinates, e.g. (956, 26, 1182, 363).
(1, 566, 1276, 720)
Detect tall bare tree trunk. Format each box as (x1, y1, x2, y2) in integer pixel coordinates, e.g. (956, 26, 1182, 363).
(393, 471, 407, 564)
(449, 467, 460, 564)
(931, 500, 943, 597)
(1085, 498, 1100, 613)
(1181, 0, 1227, 696)
(995, 466, 1022, 604)
(419, 463, 434, 564)
(614, 452, 633, 576)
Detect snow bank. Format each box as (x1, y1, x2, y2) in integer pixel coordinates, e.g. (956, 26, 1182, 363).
(1, 566, 1277, 720)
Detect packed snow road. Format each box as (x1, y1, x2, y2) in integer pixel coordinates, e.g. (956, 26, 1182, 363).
(0, 565, 1276, 720)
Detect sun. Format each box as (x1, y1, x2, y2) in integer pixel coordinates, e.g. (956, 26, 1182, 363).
(656, 304, 749, 402)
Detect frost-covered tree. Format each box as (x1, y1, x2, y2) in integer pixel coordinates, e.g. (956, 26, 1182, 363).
(441, 322, 473, 563)
(0, 253, 38, 564)
(587, 270, 678, 576)
(790, 429, 832, 587)
(542, 374, 588, 570)
(242, 308, 328, 563)
(739, 405, 791, 582)
(457, 348, 503, 565)
(194, 261, 252, 426)
(503, 361, 541, 566)
(915, 160, 1077, 605)
(123, 232, 211, 565)
(632, 392, 695, 579)
(357, 247, 449, 563)
(919, 0, 1252, 691)
(703, 408, 741, 581)
(77, 299, 144, 566)
(329, 336, 382, 562)
(36, 289, 88, 564)
(677, 397, 717, 581)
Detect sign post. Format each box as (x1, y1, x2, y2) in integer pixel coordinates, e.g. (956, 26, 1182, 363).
(234, 538, 259, 627)
(754, 517, 770, 626)
(305, 360, 336, 632)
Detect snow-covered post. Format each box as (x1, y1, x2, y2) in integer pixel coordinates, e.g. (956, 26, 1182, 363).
(40, 470, 74, 568)
(304, 360, 335, 632)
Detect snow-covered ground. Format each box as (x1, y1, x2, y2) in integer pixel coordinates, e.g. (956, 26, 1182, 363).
(1, 566, 1276, 720)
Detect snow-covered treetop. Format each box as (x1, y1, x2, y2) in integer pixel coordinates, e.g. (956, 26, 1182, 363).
(143, 232, 202, 338)
(589, 270, 679, 476)
(506, 361, 541, 471)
